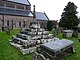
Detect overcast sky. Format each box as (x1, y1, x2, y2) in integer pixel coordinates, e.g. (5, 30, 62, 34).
(29, 0, 80, 21)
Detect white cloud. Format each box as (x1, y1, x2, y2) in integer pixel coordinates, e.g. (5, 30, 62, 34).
(29, 0, 80, 21)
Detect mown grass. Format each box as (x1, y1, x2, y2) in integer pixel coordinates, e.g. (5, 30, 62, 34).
(0, 29, 32, 60)
(0, 29, 80, 60)
(57, 33, 80, 60)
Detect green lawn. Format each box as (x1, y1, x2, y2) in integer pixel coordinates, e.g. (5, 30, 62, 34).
(57, 33, 80, 60)
(0, 29, 32, 60)
(0, 29, 80, 60)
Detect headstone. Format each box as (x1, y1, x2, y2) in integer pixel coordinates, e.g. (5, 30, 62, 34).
(2, 26, 4, 31)
(72, 30, 78, 38)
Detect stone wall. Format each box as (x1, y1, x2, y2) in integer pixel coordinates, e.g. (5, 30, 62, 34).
(0, 15, 34, 30)
(0, 15, 48, 31)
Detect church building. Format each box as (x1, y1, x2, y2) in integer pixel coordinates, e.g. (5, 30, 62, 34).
(0, 0, 49, 31)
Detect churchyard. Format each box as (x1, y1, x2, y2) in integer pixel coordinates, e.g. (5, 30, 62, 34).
(0, 29, 80, 60)
(0, 29, 32, 60)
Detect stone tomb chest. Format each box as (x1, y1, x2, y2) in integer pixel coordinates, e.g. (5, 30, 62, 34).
(34, 39, 74, 60)
(62, 30, 73, 38)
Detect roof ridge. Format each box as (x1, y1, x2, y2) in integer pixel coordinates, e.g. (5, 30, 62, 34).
(7, 0, 31, 5)
(44, 12, 49, 20)
(27, 0, 31, 5)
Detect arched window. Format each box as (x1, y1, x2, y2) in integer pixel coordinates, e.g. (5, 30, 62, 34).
(13, 20, 16, 27)
(7, 20, 9, 26)
(19, 21, 21, 27)
(23, 19, 27, 27)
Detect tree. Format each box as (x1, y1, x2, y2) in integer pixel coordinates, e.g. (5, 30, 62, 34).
(47, 21, 53, 31)
(59, 2, 79, 29)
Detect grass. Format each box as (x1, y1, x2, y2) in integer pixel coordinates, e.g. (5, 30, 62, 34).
(0, 29, 32, 60)
(0, 29, 80, 60)
(57, 33, 80, 60)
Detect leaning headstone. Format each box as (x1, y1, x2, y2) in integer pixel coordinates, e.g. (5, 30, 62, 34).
(2, 26, 4, 31)
(53, 30, 57, 37)
(6, 27, 10, 35)
(72, 30, 78, 38)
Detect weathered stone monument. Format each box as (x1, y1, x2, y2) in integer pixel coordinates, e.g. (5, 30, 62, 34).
(33, 39, 74, 60)
(9, 22, 53, 54)
(62, 30, 73, 38)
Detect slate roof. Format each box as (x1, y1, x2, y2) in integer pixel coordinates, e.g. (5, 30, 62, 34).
(0, 6, 33, 17)
(0, 7, 49, 20)
(35, 12, 49, 21)
(7, 0, 31, 5)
